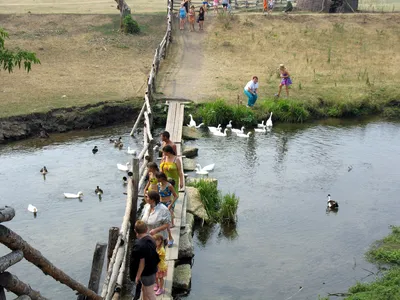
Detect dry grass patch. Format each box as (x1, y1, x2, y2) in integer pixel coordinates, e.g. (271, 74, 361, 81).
(0, 13, 165, 118)
(202, 14, 400, 106)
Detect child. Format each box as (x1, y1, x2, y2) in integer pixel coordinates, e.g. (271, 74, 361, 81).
(144, 162, 159, 194)
(275, 64, 292, 98)
(153, 234, 168, 296)
(202, 0, 208, 13)
(179, 3, 187, 30)
(213, 0, 219, 14)
(198, 6, 205, 30)
(156, 172, 178, 247)
(188, 5, 196, 32)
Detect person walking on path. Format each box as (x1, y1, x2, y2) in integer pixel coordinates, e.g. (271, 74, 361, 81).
(153, 234, 168, 296)
(130, 220, 160, 300)
(244, 76, 259, 107)
(198, 6, 205, 30)
(179, 3, 187, 30)
(275, 64, 292, 98)
(188, 5, 196, 31)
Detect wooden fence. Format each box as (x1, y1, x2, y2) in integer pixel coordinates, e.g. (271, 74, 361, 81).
(172, 0, 292, 11)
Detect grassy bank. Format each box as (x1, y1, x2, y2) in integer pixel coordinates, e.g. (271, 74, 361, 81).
(0, 13, 165, 119)
(320, 226, 400, 300)
(198, 14, 400, 120)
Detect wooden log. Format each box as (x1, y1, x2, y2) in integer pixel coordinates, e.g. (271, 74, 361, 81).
(113, 228, 130, 300)
(0, 225, 101, 300)
(144, 94, 152, 116)
(129, 102, 146, 136)
(137, 140, 149, 161)
(138, 168, 148, 192)
(144, 112, 153, 141)
(77, 243, 107, 300)
(14, 295, 31, 300)
(104, 242, 125, 300)
(0, 249, 24, 272)
(0, 206, 15, 223)
(100, 237, 121, 298)
(107, 227, 119, 269)
(0, 272, 47, 300)
(130, 158, 139, 242)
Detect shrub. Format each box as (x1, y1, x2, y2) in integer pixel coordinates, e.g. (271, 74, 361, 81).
(366, 225, 400, 266)
(197, 99, 235, 126)
(260, 99, 309, 123)
(123, 15, 140, 34)
(219, 193, 239, 224)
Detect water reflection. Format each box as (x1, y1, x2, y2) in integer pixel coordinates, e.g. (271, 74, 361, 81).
(217, 222, 239, 241)
(194, 223, 216, 248)
(244, 135, 258, 170)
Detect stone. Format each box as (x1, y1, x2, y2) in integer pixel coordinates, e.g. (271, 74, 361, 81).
(182, 158, 196, 171)
(186, 187, 209, 222)
(173, 264, 191, 291)
(182, 146, 198, 158)
(182, 126, 202, 140)
(186, 212, 195, 232)
(178, 227, 194, 259)
(186, 177, 218, 186)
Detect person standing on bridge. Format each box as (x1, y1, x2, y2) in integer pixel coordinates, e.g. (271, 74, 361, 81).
(160, 131, 177, 156)
(160, 145, 184, 192)
(244, 76, 259, 107)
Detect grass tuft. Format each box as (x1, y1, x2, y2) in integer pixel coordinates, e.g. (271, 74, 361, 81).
(366, 225, 400, 266)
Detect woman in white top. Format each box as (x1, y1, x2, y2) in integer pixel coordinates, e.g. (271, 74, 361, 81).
(244, 76, 259, 107)
(141, 191, 171, 245)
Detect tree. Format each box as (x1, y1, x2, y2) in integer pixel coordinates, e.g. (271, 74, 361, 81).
(0, 27, 40, 73)
(114, 0, 131, 30)
(296, 0, 358, 12)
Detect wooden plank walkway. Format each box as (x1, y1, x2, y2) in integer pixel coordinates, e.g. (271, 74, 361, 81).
(159, 101, 186, 300)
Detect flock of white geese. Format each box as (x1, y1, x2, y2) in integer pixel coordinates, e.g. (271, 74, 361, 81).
(188, 112, 273, 138)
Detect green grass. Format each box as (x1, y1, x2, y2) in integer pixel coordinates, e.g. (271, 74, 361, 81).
(366, 226, 400, 266)
(187, 179, 239, 224)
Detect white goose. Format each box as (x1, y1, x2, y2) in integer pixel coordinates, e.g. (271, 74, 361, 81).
(196, 163, 215, 172)
(63, 191, 83, 199)
(257, 120, 265, 128)
(254, 126, 267, 133)
(226, 120, 232, 129)
(231, 126, 245, 134)
(194, 167, 209, 176)
(188, 114, 196, 127)
(127, 147, 137, 155)
(117, 162, 130, 172)
(213, 128, 228, 137)
(28, 204, 38, 213)
(237, 131, 252, 138)
(208, 124, 222, 132)
(266, 112, 273, 127)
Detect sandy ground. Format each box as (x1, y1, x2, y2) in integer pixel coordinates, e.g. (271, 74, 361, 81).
(0, 0, 166, 14)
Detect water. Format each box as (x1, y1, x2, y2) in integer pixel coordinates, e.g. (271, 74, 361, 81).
(0, 120, 399, 299)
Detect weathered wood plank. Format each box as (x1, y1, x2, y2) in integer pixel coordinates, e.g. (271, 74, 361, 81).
(174, 104, 185, 144)
(0, 225, 101, 300)
(165, 192, 184, 261)
(180, 192, 187, 229)
(0, 272, 48, 300)
(0, 249, 23, 272)
(144, 111, 153, 141)
(107, 227, 119, 269)
(0, 206, 15, 223)
(160, 261, 174, 300)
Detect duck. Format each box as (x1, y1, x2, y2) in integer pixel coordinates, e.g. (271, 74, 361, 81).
(212, 128, 228, 137)
(188, 114, 196, 127)
(254, 126, 267, 133)
(208, 124, 222, 132)
(231, 126, 245, 134)
(40, 166, 48, 175)
(122, 176, 128, 184)
(226, 120, 233, 129)
(28, 204, 38, 215)
(63, 191, 84, 199)
(118, 142, 123, 150)
(236, 132, 252, 138)
(114, 137, 122, 147)
(196, 163, 215, 172)
(348, 165, 353, 172)
(117, 162, 130, 172)
(95, 186, 103, 195)
(266, 112, 273, 127)
(327, 194, 339, 209)
(127, 147, 137, 155)
(92, 146, 98, 154)
(257, 120, 265, 128)
(194, 167, 209, 176)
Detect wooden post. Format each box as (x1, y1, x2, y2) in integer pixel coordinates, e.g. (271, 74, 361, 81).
(107, 227, 119, 268)
(0, 249, 24, 272)
(0, 272, 48, 300)
(0, 206, 15, 223)
(0, 225, 102, 300)
(128, 157, 139, 250)
(77, 243, 107, 300)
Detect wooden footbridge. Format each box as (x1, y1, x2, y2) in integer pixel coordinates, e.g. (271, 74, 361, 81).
(0, 0, 189, 298)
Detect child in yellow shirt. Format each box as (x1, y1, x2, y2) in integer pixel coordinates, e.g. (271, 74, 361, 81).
(153, 234, 168, 296)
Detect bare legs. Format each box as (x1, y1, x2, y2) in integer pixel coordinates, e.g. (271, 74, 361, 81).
(276, 84, 289, 97)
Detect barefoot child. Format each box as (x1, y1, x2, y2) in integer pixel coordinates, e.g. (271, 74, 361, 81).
(144, 162, 159, 195)
(153, 234, 167, 296)
(156, 172, 178, 248)
(179, 3, 187, 30)
(275, 64, 292, 97)
(198, 6, 205, 30)
(188, 5, 196, 31)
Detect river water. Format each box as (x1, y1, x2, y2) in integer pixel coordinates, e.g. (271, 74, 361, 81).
(0, 119, 399, 300)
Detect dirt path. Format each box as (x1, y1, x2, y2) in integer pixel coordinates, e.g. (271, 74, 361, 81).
(156, 16, 218, 102)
